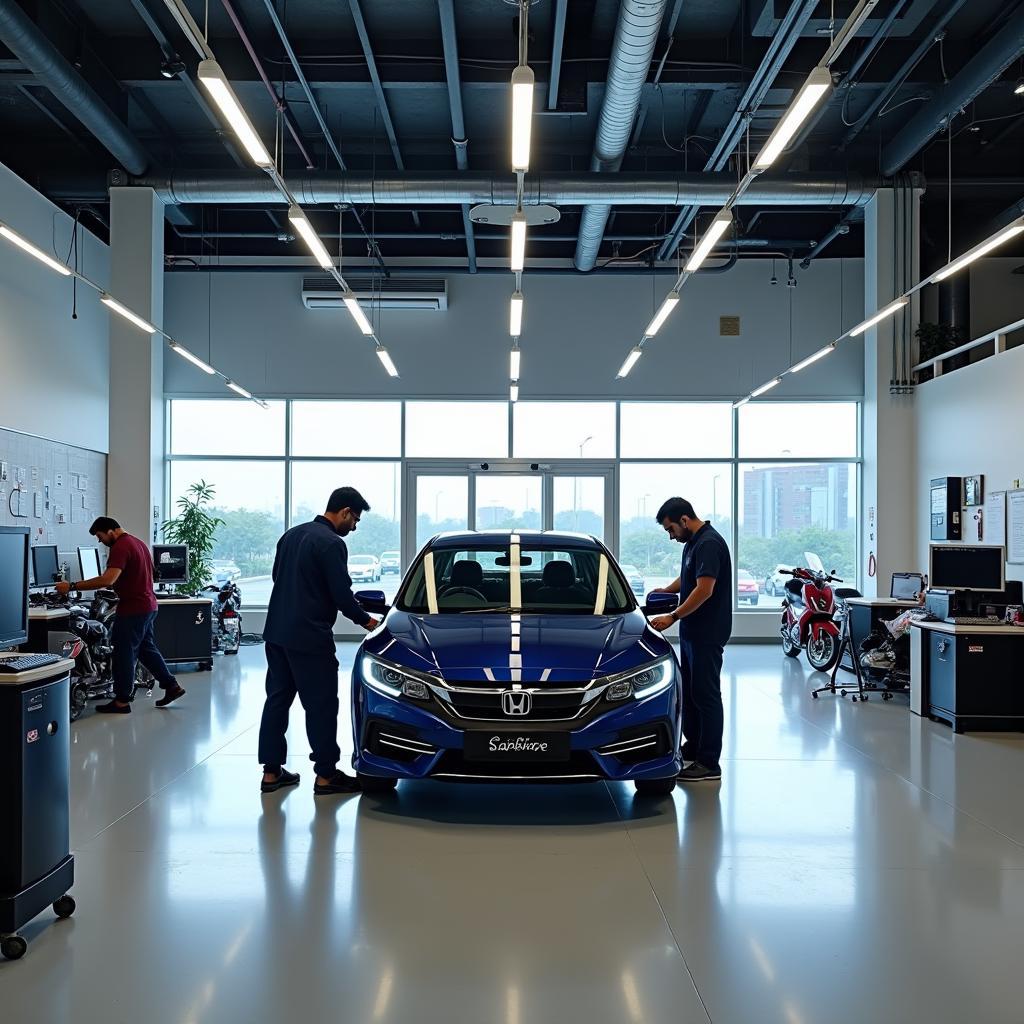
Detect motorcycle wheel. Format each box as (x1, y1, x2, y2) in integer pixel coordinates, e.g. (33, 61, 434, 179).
(70, 681, 88, 722)
(806, 631, 840, 672)
(781, 632, 801, 657)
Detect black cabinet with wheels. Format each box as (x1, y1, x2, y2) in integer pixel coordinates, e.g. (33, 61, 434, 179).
(154, 599, 214, 670)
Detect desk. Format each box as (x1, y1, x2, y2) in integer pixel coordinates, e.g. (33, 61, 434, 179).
(910, 621, 1024, 732)
(842, 598, 920, 671)
(26, 607, 72, 655)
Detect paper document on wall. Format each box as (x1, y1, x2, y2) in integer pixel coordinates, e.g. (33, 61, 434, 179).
(1008, 490, 1024, 565)
(986, 491, 1006, 548)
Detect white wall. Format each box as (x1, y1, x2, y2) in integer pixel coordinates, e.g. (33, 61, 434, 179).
(163, 259, 865, 400)
(914, 343, 1024, 585)
(0, 162, 110, 452)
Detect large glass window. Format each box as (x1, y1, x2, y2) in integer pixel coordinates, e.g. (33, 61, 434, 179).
(291, 401, 401, 457)
(169, 400, 285, 456)
(738, 462, 857, 609)
(513, 402, 616, 459)
(405, 402, 508, 458)
(619, 463, 733, 600)
(415, 475, 469, 550)
(738, 402, 858, 458)
(620, 402, 731, 458)
(169, 459, 285, 608)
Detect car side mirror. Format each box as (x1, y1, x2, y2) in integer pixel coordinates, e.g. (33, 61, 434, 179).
(355, 590, 389, 616)
(644, 592, 678, 615)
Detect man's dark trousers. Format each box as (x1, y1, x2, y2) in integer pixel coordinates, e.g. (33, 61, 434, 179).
(258, 641, 341, 778)
(111, 611, 179, 701)
(679, 637, 724, 772)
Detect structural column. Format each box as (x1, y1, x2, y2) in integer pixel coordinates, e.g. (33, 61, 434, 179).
(107, 186, 164, 543)
(861, 186, 921, 596)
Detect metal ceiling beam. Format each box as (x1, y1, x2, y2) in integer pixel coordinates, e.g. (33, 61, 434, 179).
(881, 2, 1024, 175)
(437, 0, 477, 272)
(656, 0, 819, 262)
(547, 0, 568, 109)
(0, 0, 149, 173)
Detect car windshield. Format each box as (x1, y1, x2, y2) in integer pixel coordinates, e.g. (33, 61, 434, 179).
(397, 543, 635, 615)
(351, 556, 375, 565)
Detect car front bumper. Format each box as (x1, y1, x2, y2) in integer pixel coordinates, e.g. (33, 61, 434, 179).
(352, 679, 681, 783)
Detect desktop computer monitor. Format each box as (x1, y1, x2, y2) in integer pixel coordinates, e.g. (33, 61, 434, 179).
(78, 546, 101, 582)
(30, 544, 61, 586)
(929, 545, 1006, 592)
(153, 544, 189, 584)
(891, 572, 924, 600)
(0, 526, 30, 648)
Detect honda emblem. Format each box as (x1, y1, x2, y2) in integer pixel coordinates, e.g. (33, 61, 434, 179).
(501, 689, 532, 716)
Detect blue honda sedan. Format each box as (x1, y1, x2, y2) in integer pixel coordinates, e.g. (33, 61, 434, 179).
(350, 531, 682, 796)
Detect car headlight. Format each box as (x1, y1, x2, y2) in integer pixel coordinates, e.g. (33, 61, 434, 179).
(361, 654, 432, 701)
(602, 657, 675, 701)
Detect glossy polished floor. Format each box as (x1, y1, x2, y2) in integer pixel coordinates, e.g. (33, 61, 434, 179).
(4, 644, 1024, 1023)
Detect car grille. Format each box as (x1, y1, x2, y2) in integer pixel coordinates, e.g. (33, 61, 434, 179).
(437, 681, 597, 722)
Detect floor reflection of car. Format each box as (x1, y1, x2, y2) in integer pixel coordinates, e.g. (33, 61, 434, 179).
(618, 563, 646, 599)
(738, 569, 760, 606)
(350, 530, 682, 796)
(764, 564, 793, 597)
(349, 555, 381, 583)
(210, 559, 242, 584)
(380, 551, 401, 576)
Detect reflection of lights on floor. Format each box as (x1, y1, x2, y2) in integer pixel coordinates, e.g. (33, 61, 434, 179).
(506, 983, 520, 1024)
(749, 935, 775, 982)
(372, 966, 394, 1020)
(784, 1000, 805, 1024)
(621, 969, 643, 1022)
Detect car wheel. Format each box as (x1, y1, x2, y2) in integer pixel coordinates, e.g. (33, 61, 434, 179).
(750, 595, 759, 606)
(358, 773, 398, 794)
(634, 777, 676, 797)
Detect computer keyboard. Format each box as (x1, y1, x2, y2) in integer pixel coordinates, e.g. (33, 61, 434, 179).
(945, 616, 1002, 626)
(0, 653, 63, 673)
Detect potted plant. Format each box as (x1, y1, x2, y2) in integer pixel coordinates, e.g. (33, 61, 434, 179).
(161, 480, 223, 596)
(916, 322, 966, 366)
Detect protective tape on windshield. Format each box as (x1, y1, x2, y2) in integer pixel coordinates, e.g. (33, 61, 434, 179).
(594, 554, 609, 615)
(509, 532, 522, 610)
(424, 550, 438, 615)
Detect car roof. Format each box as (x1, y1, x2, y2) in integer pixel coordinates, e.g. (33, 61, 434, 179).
(431, 529, 602, 552)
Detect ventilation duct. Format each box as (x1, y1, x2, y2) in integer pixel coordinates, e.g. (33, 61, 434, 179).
(301, 277, 448, 311)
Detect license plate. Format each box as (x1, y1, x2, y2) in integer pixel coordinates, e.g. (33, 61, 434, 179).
(464, 731, 570, 762)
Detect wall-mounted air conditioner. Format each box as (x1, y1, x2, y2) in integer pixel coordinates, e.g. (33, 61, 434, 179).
(301, 277, 448, 311)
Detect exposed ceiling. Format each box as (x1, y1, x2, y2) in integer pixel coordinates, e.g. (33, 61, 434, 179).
(2, 0, 1023, 273)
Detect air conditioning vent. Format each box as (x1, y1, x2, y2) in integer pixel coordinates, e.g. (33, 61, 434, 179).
(719, 315, 741, 337)
(301, 276, 448, 311)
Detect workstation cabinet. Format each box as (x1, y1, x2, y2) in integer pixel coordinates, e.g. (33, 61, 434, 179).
(153, 598, 214, 670)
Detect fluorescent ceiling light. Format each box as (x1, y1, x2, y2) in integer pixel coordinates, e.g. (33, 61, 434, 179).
(169, 341, 215, 375)
(226, 380, 252, 399)
(790, 343, 836, 373)
(288, 205, 334, 270)
(753, 66, 832, 170)
(197, 59, 273, 168)
(510, 383, 519, 402)
(343, 296, 374, 335)
(511, 65, 534, 171)
(0, 224, 72, 276)
(101, 293, 156, 334)
(510, 348, 521, 381)
(732, 395, 751, 409)
(1015, 80, 1024, 96)
(751, 377, 783, 398)
(643, 291, 679, 337)
(510, 211, 527, 272)
(685, 209, 733, 272)
(376, 348, 400, 378)
(931, 220, 1024, 282)
(509, 291, 524, 337)
(617, 347, 642, 379)
(849, 297, 909, 336)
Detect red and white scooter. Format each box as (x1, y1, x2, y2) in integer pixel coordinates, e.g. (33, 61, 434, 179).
(778, 566, 845, 671)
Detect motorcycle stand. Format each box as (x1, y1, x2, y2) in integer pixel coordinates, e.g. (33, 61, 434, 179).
(811, 611, 869, 702)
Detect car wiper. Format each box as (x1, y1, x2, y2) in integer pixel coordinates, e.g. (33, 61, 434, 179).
(458, 605, 518, 614)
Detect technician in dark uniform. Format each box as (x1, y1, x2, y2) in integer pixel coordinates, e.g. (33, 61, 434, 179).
(258, 487, 380, 795)
(650, 497, 732, 782)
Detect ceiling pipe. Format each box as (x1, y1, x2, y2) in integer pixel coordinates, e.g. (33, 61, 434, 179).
(880, 2, 1024, 175)
(799, 210, 862, 268)
(574, 0, 668, 272)
(437, 0, 477, 272)
(547, 0, 568, 109)
(123, 170, 878, 207)
(0, 0, 149, 174)
(656, 0, 820, 262)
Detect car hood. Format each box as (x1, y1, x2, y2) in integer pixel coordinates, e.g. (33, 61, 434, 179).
(363, 611, 674, 685)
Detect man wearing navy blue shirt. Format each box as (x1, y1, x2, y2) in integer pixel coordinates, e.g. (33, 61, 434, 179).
(258, 486, 380, 795)
(650, 497, 732, 782)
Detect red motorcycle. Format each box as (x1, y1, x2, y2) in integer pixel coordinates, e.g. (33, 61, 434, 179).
(779, 566, 844, 671)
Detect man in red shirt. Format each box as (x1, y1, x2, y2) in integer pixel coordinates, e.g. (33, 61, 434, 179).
(55, 516, 185, 714)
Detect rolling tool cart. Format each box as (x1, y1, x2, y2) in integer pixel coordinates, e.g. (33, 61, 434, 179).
(0, 655, 77, 960)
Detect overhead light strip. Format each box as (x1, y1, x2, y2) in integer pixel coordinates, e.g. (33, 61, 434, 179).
(0, 223, 72, 276)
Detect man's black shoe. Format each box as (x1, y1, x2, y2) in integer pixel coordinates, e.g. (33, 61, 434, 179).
(261, 768, 300, 793)
(155, 685, 186, 708)
(677, 761, 722, 782)
(314, 771, 361, 795)
(96, 700, 131, 714)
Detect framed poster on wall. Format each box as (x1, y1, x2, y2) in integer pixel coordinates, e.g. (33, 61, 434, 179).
(1008, 490, 1024, 565)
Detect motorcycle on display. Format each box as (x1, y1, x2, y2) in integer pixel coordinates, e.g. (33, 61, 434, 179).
(204, 580, 243, 656)
(778, 566, 845, 672)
